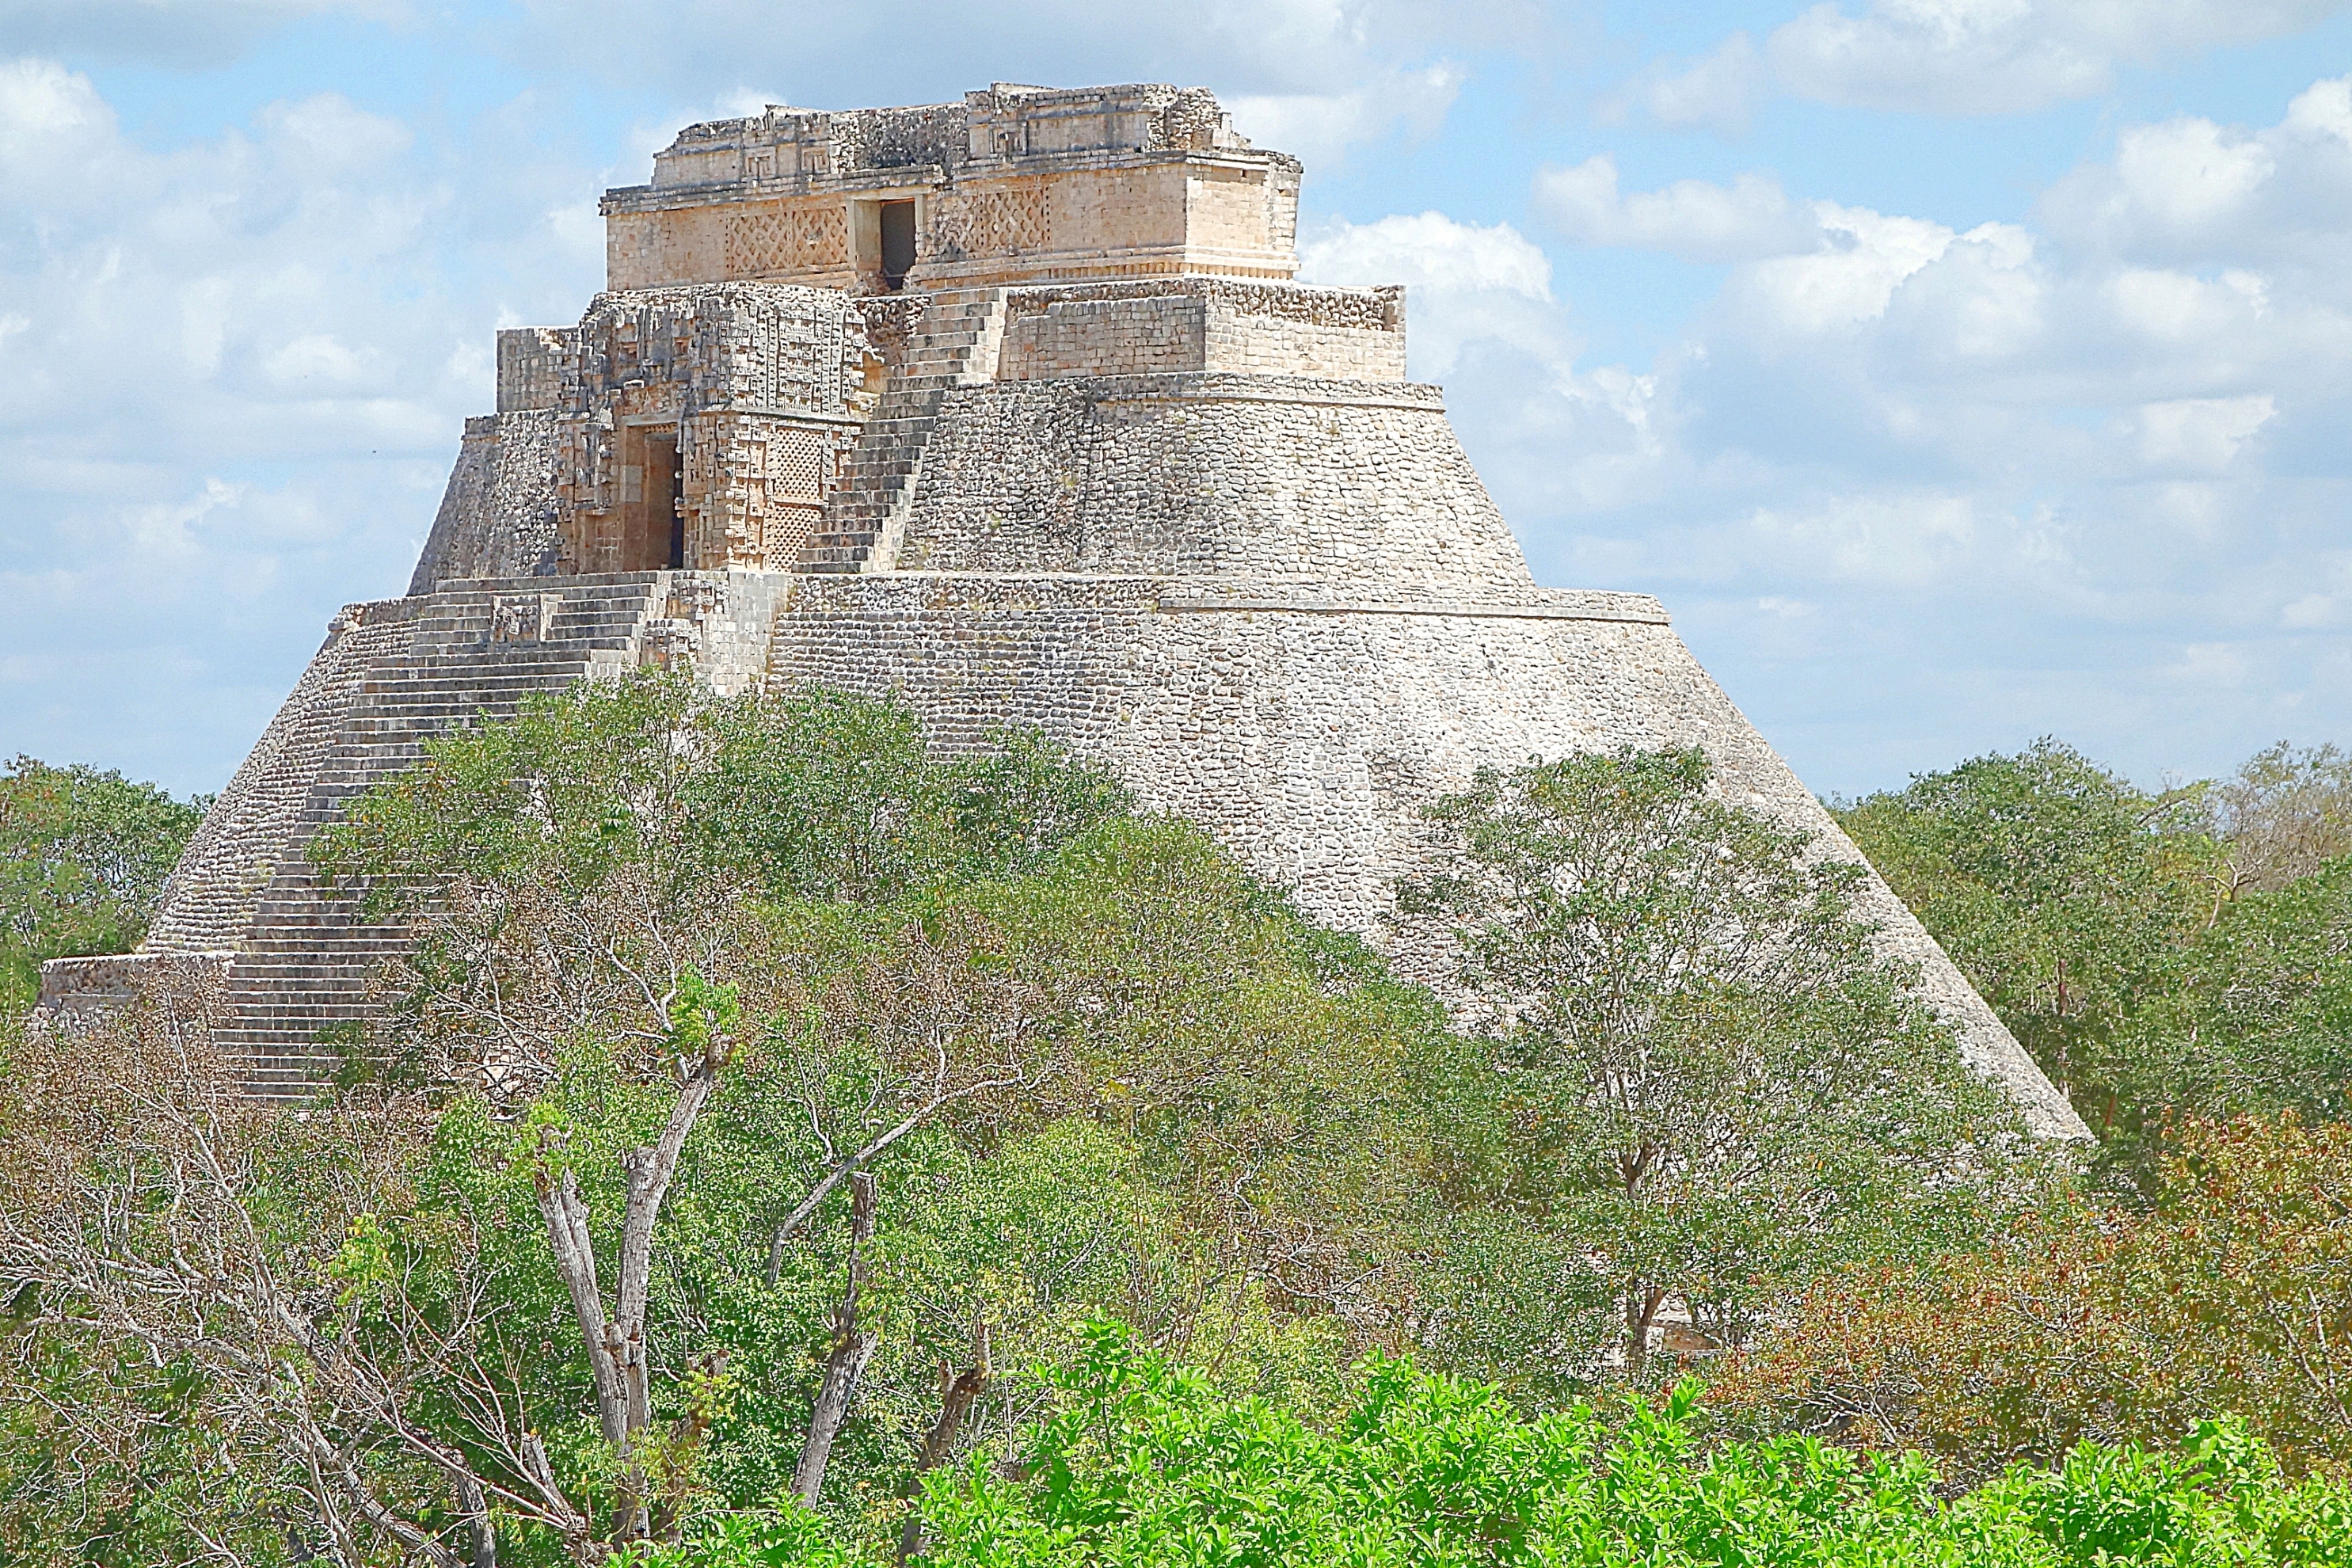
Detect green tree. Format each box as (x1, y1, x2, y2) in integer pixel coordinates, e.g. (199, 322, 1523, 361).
(2122, 856, 2352, 1128)
(1716, 1113, 2352, 1482)
(0, 674, 1455, 1564)
(1399, 747, 2029, 1376)
(1833, 739, 2222, 1162)
(0, 755, 204, 1011)
(622, 1323, 2352, 1568)
(2209, 740, 2352, 893)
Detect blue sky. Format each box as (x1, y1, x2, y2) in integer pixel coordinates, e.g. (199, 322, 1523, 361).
(3, 0, 2348, 799)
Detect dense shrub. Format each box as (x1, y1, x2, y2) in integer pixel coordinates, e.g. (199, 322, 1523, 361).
(621, 1323, 2352, 1566)
(1712, 1113, 2352, 1481)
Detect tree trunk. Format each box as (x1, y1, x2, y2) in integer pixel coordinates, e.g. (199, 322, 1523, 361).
(456, 1471, 497, 1568)
(1623, 1281, 1666, 1376)
(532, 1043, 726, 1548)
(896, 1324, 991, 1565)
(533, 1166, 630, 1448)
(792, 1172, 881, 1505)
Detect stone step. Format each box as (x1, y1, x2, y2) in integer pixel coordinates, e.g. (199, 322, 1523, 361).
(196, 576, 678, 1089)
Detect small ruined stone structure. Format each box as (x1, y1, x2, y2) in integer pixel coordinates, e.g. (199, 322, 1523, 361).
(44, 84, 2087, 1137)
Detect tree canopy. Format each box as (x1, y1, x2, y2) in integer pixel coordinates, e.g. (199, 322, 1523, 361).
(6, 701, 2350, 1564)
(1400, 746, 2031, 1376)
(0, 755, 204, 1010)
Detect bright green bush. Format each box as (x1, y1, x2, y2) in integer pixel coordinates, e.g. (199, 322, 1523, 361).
(631, 1322, 2352, 1567)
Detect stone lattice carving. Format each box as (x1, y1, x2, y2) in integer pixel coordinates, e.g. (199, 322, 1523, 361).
(723, 200, 849, 278)
(930, 187, 1049, 263)
(603, 83, 1300, 293)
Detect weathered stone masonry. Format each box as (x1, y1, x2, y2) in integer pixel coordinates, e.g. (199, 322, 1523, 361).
(44, 82, 2090, 1140)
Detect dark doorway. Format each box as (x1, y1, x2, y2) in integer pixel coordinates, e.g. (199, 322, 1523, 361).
(880, 200, 915, 291)
(618, 427, 680, 572)
(666, 446, 686, 568)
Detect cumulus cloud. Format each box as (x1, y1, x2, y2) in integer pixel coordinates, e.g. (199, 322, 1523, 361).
(0, 57, 602, 790)
(1227, 62, 1464, 172)
(1610, 0, 2352, 125)
(1599, 32, 1769, 135)
(1776, 0, 2352, 114)
(2132, 395, 2276, 472)
(1531, 155, 1818, 262)
(1438, 76, 2352, 786)
(501, 0, 1509, 159)
(0, 0, 405, 67)
(1299, 210, 1563, 379)
(1299, 208, 1670, 523)
(2039, 80, 2352, 283)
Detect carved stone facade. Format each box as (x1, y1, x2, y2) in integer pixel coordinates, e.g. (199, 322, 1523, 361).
(602, 83, 1299, 295)
(486, 285, 881, 574)
(46, 82, 2091, 1141)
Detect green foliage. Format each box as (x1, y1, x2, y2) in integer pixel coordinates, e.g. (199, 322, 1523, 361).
(2126, 857, 2352, 1128)
(1833, 740, 2221, 1157)
(314, 673, 1132, 919)
(2209, 741, 2352, 892)
(0, 755, 204, 1011)
(615, 1501, 861, 1568)
(1837, 737, 2352, 1189)
(1402, 746, 2030, 1373)
(1714, 1113, 2352, 1481)
(631, 1324, 2352, 1567)
(20, 683, 2346, 1558)
(286, 676, 1459, 1558)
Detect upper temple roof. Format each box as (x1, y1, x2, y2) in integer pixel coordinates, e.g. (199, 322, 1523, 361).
(598, 83, 1303, 295)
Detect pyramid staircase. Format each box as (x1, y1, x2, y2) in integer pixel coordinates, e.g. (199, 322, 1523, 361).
(208, 577, 669, 1097)
(797, 287, 1006, 574)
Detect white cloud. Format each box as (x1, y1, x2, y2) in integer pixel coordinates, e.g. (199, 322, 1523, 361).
(1227, 62, 1464, 171)
(1734, 203, 1973, 329)
(1300, 210, 1673, 521)
(1766, 0, 2114, 115)
(1612, 1, 2352, 125)
(1745, 492, 1982, 588)
(1532, 155, 1818, 262)
(2167, 641, 2254, 686)
(1601, 32, 1768, 135)
(1775, 0, 2351, 114)
(2101, 268, 2266, 344)
(0, 57, 603, 790)
(1299, 210, 1563, 379)
(2133, 395, 2276, 471)
(2113, 118, 2274, 226)
(2038, 80, 2352, 281)
(2285, 74, 2352, 143)
(502, 0, 1505, 161)
(0, 0, 406, 67)
(1441, 75, 2352, 790)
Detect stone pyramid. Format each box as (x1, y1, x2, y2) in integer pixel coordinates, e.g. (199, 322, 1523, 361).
(44, 83, 2086, 1138)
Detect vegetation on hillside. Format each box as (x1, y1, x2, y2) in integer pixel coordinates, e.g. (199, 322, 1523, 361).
(628, 1325, 2352, 1568)
(0, 755, 204, 1011)
(1, 695, 2346, 1565)
(1833, 738, 2352, 1184)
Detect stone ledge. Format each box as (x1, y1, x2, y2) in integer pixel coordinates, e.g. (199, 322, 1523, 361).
(775, 573, 1669, 625)
(961, 371, 1445, 411)
(1003, 276, 1401, 331)
(39, 950, 236, 1011)
(1155, 593, 1670, 625)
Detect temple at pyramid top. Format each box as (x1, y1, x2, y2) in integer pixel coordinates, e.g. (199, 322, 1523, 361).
(599, 82, 1301, 294)
(474, 82, 1406, 584)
